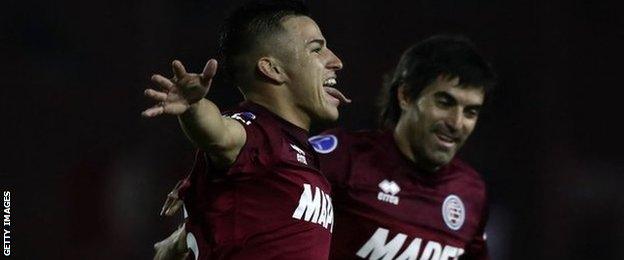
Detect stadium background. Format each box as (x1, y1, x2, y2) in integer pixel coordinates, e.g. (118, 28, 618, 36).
(5, 0, 624, 259)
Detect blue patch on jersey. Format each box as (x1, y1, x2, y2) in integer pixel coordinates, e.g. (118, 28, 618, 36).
(308, 134, 338, 154)
(229, 112, 256, 125)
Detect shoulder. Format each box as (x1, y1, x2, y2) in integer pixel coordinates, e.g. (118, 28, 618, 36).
(447, 158, 488, 196)
(222, 105, 261, 130)
(309, 128, 385, 155)
(225, 111, 258, 127)
(221, 107, 279, 166)
(222, 107, 276, 141)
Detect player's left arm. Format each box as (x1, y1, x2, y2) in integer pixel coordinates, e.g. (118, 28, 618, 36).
(153, 224, 189, 260)
(154, 181, 189, 260)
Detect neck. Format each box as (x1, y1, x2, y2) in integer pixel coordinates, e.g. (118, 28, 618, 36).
(393, 120, 439, 173)
(245, 87, 311, 131)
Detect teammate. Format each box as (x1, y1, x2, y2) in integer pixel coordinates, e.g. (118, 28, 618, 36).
(309, 35, 496, 259)
(143, 1, 349, 259)
(156, 35, 495, 259)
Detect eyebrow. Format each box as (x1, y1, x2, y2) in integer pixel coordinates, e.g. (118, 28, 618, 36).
(306, 39, 326, 47)
(434, 91, 457, 104)
(434, 91, 483, 110)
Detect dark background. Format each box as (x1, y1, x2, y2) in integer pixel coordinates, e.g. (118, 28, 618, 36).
(5, 0, 624, 259)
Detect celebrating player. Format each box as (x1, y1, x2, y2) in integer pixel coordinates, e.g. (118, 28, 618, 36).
(310, 35, 497, 259)
(143, 1, 349, 259)
(155, 35, 495, 260)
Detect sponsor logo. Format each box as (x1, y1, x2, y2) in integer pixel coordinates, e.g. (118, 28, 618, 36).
(356, 227, 465, 260)
(442, 195, 465, 231)
(292, 184, 334, 232)
(290, 144, 307, 165)
(228, 112, 256, 125)
(308, 134, 338, 154)
(377, 179, 400, 205)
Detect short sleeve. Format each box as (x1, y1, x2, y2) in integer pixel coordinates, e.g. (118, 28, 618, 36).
(195, 111, 274, 179)
(224, 116, 272, 175)
(178, 113, 271, 201)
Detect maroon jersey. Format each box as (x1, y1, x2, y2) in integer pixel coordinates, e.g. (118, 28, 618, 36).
(308, 129, 489, 260)
(178, 101, 334, 260)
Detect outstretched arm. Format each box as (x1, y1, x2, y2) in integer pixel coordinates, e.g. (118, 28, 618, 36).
(142, 59, 246, 166)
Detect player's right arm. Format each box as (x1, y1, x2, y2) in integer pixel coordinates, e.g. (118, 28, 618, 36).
(142, 59, 246, 167)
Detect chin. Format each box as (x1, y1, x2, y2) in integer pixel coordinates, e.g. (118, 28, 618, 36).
(315, 106, 339, 123)
(426, 151, 454, 168)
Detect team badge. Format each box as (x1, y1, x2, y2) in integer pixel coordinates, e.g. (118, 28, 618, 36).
(442, 194, 465, 230)
(227, 112, 256, 125)
(308, 134, 338, 154)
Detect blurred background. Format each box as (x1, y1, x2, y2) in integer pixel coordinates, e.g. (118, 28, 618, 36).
(5, 0, 624, 259)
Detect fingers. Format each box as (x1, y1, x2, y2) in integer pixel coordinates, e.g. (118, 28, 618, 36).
(142, 89, 167, 117)
(151, 74, 174, 90)
(165, 200, 183, 217)
(160, 196, 175, 216)
(160, 180, 184, 216)
(144, 89, 167, 101)
(160, 196, 182, 216)
(142, 105, 165, 117)
(200, 59, 218, 86)
(172, 60, 188, 80)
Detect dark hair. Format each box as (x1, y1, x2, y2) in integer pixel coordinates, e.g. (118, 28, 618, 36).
(379, 35, 497, 128)
(218, 0, 310, 85)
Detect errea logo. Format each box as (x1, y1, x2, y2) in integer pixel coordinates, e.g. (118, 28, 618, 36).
(290, 144, 307, 165)
(377, 179, 400, 205)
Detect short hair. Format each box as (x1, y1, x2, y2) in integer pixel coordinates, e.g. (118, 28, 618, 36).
(218, 0, 310, 85)
(378, 35, 497, 128)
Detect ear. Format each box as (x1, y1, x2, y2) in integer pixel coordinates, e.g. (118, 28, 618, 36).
(257, 57, 287, 84)
(397, 84, 411, 111)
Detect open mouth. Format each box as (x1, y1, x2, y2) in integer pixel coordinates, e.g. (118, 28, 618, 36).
(323, 78, 337, 87)
(322, 78, 350, 106)
(434, 132, 458, 149)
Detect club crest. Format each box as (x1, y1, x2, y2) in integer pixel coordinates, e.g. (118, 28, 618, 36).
(442, 194, 465, 231)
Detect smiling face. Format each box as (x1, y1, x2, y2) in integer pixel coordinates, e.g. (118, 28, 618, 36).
(395, 75, 485, 171)
(277, 16, 344, 123)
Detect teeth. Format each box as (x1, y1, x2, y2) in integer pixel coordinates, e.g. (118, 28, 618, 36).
(323, 78, 337, 86)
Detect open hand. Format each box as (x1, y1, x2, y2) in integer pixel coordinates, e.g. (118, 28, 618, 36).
(142, 59, 218, 117)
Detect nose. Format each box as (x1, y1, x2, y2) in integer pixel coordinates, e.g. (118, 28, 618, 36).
(326, 48, 343, 71)
(445, 108, 463, 132)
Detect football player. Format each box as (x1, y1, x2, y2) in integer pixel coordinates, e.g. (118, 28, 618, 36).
(155, 35, 495, 260)
(143, 1, 349, 259)
(311, 35, 496, 260)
